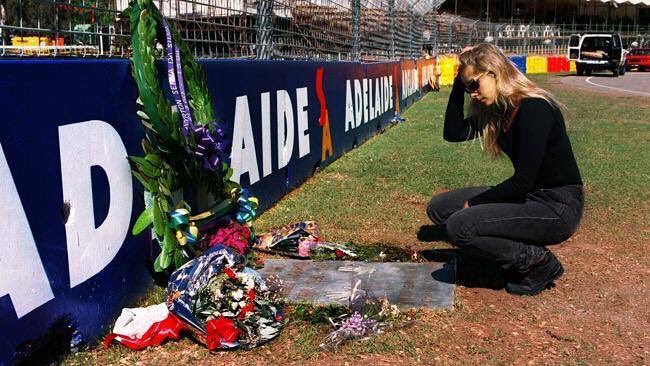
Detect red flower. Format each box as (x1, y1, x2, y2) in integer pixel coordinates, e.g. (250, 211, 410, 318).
(208, 221, 251, 254)
(335, 249, 345, 259)
(237, 289, 256, 319)
(224, 267, 237, 280)
(205, 316, 241, 350)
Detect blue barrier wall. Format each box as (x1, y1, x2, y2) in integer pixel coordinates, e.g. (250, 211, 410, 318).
(0, 58, 435, 363)
(509, 55, 527, 74)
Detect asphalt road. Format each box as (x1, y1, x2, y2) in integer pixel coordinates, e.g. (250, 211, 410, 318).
(559, 71, 650, 98)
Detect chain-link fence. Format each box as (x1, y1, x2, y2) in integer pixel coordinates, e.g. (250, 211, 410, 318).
(1, 0, 647, 59)
(434, 13, 649, 56)
(0, 0, 444, 59)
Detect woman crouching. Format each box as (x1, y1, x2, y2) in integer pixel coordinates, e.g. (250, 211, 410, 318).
(427, 44, 584, 296)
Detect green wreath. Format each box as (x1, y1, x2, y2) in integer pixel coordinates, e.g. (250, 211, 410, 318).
(126, 0, 257, 272)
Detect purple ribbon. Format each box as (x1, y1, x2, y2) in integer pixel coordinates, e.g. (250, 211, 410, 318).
(193, 123, 230, 171)
(160, 17, 230, 172)
(161, 18, 194, 135)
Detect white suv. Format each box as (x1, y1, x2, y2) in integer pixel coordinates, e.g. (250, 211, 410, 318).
(567, 33, 626, 77)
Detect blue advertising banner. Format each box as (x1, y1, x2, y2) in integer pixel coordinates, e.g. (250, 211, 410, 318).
(0, 59, 151, 364)
(0, 57, 435, 363)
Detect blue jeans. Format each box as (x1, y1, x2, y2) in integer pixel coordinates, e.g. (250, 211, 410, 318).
(426, 185, 584, 271)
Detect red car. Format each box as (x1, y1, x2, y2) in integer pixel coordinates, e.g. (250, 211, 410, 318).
(625, 48, 650, 71)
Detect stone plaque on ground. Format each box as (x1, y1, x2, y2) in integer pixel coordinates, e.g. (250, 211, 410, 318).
(259, 260, 455, 309)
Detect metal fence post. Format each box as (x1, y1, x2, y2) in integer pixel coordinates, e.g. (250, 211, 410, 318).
(351, 0, 361, 61)
(388, 0, 396, 59)
(449, 20, 454, 53)
(256, 0, 274, 60)
(431, 13, 438, 56)
(408, 4, 413, 58)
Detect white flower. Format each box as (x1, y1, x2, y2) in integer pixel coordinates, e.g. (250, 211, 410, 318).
(231, 302, 239, 310)
(238, 300, 247, 308)
(232, 289, 244, 301)
(246, 278, 255, 290)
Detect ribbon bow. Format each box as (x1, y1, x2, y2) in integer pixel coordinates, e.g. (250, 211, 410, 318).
(231, 188, 259, 225)
(169, 208, 199, 246)
(205, 316, 241, 351)
(193, 122, 229, 171)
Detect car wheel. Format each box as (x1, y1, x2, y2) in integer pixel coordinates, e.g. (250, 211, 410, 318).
(585, 69, 592, 76)
(641, 67, 647, 72)
(576, 65, 584, 76)
(613, 68, 619, 77)
(619, 66, 626, 76)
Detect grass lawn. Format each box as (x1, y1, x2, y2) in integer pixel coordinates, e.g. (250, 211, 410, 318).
(66, 74, 650, 365)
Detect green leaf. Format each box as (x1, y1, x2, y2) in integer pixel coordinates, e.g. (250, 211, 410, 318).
(132, 171, 158, 193)
(141, 138, 155, 154)
(173, 248, 187, 269)
(155, 251, 172, 271)
(130, 156, 159, 178)
(144, 153, 162, 167)
(163, 228, 176, 255)
(136, 110, 150, 121)
(153, 252, 165, 272)
(224, 165, 234, 181)
(132, 207, 153, 235)
(152, 198, 165, 237)
(131, 169, 148, 185)
(159, 182, 172, 197)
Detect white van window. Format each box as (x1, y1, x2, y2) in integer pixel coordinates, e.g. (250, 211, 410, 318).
(582, 37, 611, 51)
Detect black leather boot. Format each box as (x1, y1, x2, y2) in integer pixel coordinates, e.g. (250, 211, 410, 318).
(505, 248, 564, 296)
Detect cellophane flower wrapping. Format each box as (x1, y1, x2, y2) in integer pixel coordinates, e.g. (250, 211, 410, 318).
(166, 245, 285, 350)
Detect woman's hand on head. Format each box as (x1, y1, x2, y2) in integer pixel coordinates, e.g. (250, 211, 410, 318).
(461, 46, 475, 54)
(463, 201, 470, 209)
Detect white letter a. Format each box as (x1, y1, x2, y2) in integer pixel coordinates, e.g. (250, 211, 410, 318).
(0, 144, 54, 318)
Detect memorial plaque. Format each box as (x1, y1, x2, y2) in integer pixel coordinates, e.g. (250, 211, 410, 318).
(259, 260, 455, 309)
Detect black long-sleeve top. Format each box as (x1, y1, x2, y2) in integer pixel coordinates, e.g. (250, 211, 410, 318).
(444, 76, 583, 206)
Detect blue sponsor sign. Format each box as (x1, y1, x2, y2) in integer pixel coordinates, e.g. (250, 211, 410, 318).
(0, 57, 435, 363)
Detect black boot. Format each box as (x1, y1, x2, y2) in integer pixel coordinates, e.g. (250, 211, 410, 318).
(505, 249, 564, 296)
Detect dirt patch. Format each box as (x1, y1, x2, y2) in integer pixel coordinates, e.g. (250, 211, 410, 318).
(81, 207, 649, 365)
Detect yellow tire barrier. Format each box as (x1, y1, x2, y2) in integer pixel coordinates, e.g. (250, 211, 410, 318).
(526, 55, 548, 74)
(439, 55, 460, 86)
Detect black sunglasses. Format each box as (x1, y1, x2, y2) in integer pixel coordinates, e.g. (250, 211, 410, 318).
(464, 79, 481, 94)
(464, 72, 490, 94)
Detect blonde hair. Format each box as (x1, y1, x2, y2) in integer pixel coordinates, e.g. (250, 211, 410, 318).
(459, 43, 565, 157)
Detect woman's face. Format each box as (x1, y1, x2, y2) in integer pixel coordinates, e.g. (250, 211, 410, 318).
(461, 65, 497, 106)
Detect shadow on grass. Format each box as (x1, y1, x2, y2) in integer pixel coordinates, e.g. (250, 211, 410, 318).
(422, 248, 506, 291)
(417, 224, 448, 242)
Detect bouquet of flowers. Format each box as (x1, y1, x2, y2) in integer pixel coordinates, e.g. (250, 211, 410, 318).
(319, 281, 413, 350)
(253, 221, 357, 259)
(166, 245, 285, 350)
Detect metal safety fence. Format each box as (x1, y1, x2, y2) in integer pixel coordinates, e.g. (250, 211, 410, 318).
(1, 0, 647, 60)
(0, 0, 444, 59)
(434, 13, 649, 56)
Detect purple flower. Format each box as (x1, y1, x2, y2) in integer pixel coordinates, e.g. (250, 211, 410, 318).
(337, 312, 376, 337)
